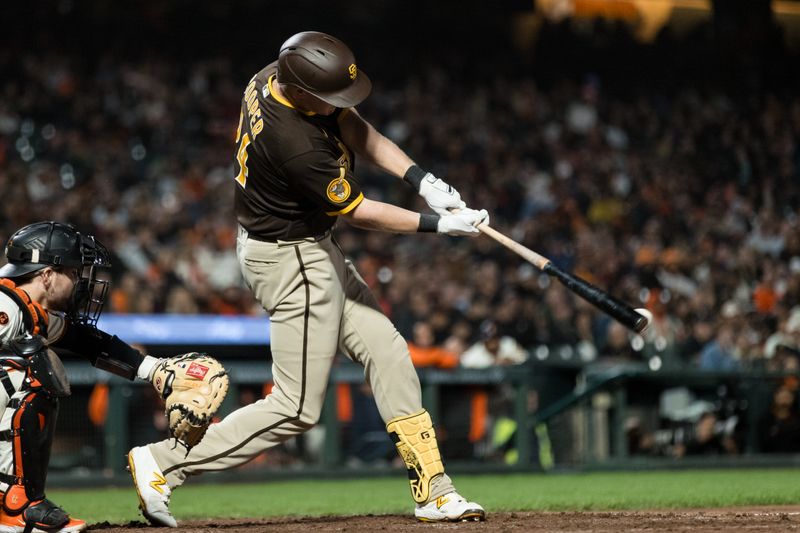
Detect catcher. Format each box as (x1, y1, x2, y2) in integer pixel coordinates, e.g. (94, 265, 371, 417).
(0, 221, 228, 533)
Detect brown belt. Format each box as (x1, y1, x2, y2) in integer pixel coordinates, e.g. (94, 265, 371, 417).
(248, 228, 332, 243)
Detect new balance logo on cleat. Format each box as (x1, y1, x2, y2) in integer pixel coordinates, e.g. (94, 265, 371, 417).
(415, 491, 486, 522)
(149, 472, 167, 494)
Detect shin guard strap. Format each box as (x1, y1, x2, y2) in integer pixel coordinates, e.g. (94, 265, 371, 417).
(386, 410, 444, 504)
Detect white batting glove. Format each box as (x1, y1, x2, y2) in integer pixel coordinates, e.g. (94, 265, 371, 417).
(419, 173, 466, 216)
(437, 208, 489, 237)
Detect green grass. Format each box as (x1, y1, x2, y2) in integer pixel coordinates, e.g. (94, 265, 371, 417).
(50, 468, 800, 524)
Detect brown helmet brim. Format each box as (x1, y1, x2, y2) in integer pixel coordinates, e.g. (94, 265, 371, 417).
(311, 71, 372, 108)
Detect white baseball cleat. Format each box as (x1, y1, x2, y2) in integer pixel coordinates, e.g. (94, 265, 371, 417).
(127, 446, 178, 528)
(414, 491, 486, 522)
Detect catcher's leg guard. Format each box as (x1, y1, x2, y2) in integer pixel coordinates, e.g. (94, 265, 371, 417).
(0, 388, 67, 533)
(386, 410, 445, 504)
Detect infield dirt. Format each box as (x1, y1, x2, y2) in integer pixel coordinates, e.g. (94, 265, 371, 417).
(90, 506, 800, 531)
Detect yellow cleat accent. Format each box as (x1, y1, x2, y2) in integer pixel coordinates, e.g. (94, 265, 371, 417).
(149, 472, 168, 495)
(127, 451, 146, 512)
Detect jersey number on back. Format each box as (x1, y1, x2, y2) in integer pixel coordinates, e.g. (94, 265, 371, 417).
(235, 78, 264, 189)
(235, 133, 251, 188)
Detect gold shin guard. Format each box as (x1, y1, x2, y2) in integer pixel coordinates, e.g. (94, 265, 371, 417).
(386, 410, 445, 504)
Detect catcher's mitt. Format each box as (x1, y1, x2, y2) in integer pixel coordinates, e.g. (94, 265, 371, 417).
(151, 352, 229, 451)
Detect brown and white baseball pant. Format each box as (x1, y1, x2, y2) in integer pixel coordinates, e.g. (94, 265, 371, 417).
(148, 227, 454, 501)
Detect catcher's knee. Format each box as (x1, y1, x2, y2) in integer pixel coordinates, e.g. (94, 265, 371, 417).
(386, 409, 445, 504)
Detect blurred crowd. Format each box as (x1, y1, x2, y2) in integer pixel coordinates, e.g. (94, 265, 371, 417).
(3, 44, 800, 376)
(6, 9, 798, 467)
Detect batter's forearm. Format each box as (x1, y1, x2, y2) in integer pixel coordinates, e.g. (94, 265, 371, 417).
(339, 109, 414, 177)
(341, 197, 429, 233)
(360, 130, 414, 177)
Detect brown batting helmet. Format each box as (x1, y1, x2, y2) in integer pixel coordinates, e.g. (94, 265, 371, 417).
(277, 31, 372, 108)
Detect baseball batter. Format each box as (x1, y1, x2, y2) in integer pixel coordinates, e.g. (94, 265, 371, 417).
(129, 31, 488, 524)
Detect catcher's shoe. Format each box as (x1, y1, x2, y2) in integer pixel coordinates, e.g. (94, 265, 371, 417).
(0, 499, 86, 533)
(414, 492, 486, 522)
(127, 446, 178, 528)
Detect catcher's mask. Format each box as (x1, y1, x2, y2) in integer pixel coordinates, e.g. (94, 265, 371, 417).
(277, 31, 372, 108)
(0, 221, 112, 326)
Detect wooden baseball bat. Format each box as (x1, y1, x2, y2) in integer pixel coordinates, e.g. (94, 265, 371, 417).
(474, 220, 649, 333)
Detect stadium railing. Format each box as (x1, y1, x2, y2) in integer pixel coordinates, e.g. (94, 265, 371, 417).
(47, 314, 800, 485)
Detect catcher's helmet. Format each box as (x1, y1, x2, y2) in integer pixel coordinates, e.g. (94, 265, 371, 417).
(277, 31, 372, 108)
(0, 221, 111, 325)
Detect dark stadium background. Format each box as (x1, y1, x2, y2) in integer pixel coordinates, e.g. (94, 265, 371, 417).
(1, 0, 800, 483)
